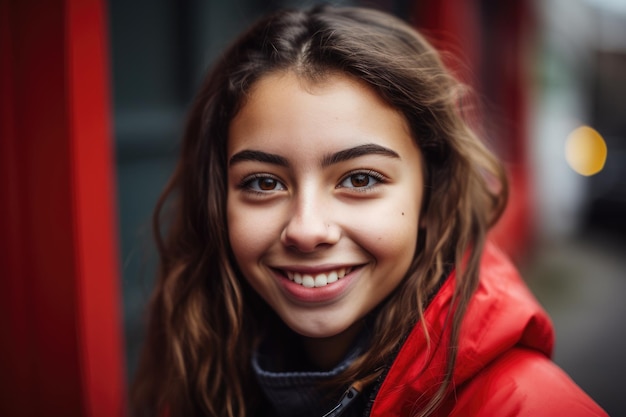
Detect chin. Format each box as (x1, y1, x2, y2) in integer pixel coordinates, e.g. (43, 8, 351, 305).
(280, 312, 360, 340)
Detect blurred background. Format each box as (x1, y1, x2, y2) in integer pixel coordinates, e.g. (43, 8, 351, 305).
(2, 0, 625, 415)
(111, 0, 626, 414)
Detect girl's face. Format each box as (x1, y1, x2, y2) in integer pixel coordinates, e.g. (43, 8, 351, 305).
(227, 71, 424, 345)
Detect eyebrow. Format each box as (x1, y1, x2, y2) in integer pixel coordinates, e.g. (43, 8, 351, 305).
(229, 150, 289, 167)
(321, 143, 400, 167)
(228, 143, 400, 167)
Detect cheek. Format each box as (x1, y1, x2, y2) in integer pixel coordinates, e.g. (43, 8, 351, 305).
(375, 219, 418, 263)
(352, 202, 420, 266)
(227, 200, 280, 263)
(227, 199, 252, 262)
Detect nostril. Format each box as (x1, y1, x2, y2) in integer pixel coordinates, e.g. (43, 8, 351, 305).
(281, 216, 339, 252)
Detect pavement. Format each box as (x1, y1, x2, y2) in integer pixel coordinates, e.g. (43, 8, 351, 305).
(522, 230, 626, 416)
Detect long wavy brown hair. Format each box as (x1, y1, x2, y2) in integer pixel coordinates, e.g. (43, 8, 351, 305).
(131, 5, 508, 417)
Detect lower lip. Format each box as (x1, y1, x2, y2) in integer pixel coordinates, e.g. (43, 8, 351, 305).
(275, 269, 359, 304)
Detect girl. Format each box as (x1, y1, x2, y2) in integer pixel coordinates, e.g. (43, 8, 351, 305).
(132, 5, 607, 417)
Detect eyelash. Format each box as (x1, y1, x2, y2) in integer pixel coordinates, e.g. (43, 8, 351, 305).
(238, 170, 387, 195)
(239, 173, 286, 195)
(337, 170, 387, 192)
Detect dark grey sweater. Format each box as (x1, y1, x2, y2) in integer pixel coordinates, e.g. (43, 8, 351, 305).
(252, 332, 368, 417)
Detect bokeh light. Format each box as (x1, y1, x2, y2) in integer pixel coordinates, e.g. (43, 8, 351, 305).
(565, 126, 608, 176)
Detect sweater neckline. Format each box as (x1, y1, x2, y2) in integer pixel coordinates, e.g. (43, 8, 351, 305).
(252, 328, 369, 417)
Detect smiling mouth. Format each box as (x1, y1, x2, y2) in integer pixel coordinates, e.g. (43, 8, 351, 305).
(282, 267, 355, 288)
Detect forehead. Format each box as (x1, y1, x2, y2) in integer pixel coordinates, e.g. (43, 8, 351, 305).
(227, 70, 415, 161)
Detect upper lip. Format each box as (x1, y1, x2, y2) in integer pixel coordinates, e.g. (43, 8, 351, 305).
(271, 263, 364, 275)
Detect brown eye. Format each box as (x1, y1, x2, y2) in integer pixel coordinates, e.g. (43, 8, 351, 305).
(350, 174, 370, 187)
(241, 175, 286, 193)
(338, 171, 385, 191)
(259, 178, 278, 190)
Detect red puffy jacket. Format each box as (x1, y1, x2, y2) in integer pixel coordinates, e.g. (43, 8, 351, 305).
(369, 243, 607, 417)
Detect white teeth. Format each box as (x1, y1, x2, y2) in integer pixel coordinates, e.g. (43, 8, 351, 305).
(284, 268, 353, 287)
(314, 274, 327, 287)
(302, 275, 315, 288)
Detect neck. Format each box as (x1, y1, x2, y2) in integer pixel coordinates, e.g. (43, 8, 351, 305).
(300, 320, 365, 370)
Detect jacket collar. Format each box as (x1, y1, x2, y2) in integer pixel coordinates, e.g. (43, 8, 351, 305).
(370, 243, 554, 416)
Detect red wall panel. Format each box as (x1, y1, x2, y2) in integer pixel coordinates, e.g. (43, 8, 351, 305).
(0, 0, 126, 415)
(413, 0, 533, 260)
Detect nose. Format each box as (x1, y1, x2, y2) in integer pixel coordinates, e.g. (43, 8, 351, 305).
(280, 192, 340, 252)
